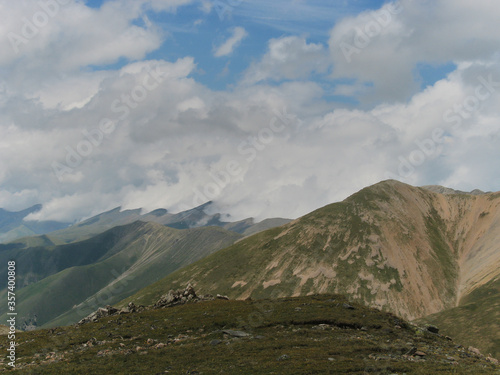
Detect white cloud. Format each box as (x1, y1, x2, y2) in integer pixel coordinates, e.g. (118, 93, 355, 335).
(242, 36, 329, 85)
(329, 0, 500, 103)
(13, 59, 499, 223)
(0, 1, 168, 70)
(2, 0, 500, 225)
(214, 27, 248, 57)
(199, 0, 212, 14)
(146, 0, 194, 12)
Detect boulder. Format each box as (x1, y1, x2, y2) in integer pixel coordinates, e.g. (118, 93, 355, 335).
(426, 325, 439, 334)
(78, 305, 120, 325)
(154, 284, 198, 308)
(222, 329, 250, 337)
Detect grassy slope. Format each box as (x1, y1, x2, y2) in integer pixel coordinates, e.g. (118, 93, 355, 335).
(41, 207, 144, 245)
(119, 227, 283, 306)
(0, 222, 241, 328)
(0, 221, 149, 291)
(418, 276, 500, 359)
(45, 225, 242, 328)
(242, 218, 292, 237)
(3, 294, 499, 374)
(123, 188, 385, 305)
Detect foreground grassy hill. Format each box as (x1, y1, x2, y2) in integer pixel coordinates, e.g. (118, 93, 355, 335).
(1, 294, 498, 374)
(121, 180, 500, 357)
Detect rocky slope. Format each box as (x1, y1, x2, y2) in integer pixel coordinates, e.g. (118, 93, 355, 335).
(122, 180, 500, 356)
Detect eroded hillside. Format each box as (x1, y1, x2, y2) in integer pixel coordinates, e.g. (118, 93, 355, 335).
(124, 180, 500, 324)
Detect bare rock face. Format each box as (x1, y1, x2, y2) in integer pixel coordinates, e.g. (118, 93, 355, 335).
(77, 302, 144, 325)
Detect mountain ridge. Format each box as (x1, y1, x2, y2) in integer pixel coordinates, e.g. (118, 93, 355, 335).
(3, 202, 291, 246)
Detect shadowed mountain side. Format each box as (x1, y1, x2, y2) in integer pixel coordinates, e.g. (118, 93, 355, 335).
(0, 222, 241, 328)
(0, 221, 152, 290)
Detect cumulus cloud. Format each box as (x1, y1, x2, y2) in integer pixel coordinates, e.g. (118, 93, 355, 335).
(214, 27, 248, 57)
(12, 58, 500, 222)
(242, 36, 329, 85)
(329, 0, 500, 103)
(1, 0, 500, 224)
(0, 1, 166, 70)
(146, 0, 194, 12)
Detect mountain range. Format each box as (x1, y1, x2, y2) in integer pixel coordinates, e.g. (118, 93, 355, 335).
(0, 203, 290, 329)
(1, 180, 499, 361)
(0, 202, 290, 246)
(121, 180, 500, 358)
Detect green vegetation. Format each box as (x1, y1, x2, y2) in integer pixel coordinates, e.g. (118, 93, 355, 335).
(2, 294, 498, 374)
(345, 181, 393, 209)
(0, 222, 241, 328)
(120, 181, 455, 318)
(419, 277, 500, 359)
(423, 208, 458, 300)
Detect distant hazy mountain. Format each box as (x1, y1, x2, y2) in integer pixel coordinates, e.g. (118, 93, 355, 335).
(421, 185, 489, 196)
(0, 205, 70, 243)
(5, 202, 290, 246)
(123, 180, 500, 357)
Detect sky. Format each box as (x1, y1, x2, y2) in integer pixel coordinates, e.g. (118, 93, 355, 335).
(1, 0, 500, 223)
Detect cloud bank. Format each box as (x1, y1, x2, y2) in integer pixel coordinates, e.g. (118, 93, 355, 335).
(1, 0, 500, 224)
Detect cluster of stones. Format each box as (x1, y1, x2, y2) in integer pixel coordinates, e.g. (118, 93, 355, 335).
(77, 285, 229, 325)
